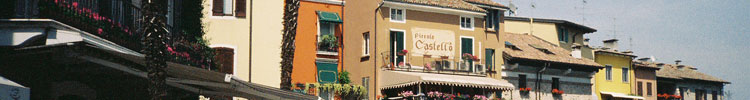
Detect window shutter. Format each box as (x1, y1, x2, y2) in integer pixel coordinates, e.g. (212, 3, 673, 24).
(235, 0, 246, 18)
(212, 0, 224, 16)
(213, 47, 234, 74)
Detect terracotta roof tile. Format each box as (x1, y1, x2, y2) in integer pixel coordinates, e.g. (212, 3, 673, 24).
(386, 0, 487, 12)
(462, 0, 507, 8)
(503, 33, 602, 68)
(655, 63, 730, 83)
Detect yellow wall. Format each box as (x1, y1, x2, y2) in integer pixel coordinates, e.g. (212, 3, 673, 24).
(202, 0, 251, 82)
(250, 0, 284, 88)
(504, 20, 560, 45)
(594, 53, 635, 99)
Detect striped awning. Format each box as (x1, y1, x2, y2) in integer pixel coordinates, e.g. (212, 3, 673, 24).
(380, 71, 514, 90)
(601, 91, 645, 100)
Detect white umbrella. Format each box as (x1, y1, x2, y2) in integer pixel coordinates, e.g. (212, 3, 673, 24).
(0, 76, 29, 100)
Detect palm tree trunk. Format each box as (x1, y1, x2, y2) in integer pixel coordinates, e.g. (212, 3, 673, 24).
(141, 0, 169, 99)
(280, 0, 300, 90)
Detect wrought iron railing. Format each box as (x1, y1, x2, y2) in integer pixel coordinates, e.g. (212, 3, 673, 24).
(380, 51, 489, 76)
(38, 0, 175, 51)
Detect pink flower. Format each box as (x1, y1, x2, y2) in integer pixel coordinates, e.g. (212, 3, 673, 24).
(72, 2, 78, 8)
(97, 28, 103, 34)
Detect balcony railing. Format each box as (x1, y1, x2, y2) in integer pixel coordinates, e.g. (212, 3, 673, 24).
(38, 0, 175, 51)
(380, 51, 491, 76)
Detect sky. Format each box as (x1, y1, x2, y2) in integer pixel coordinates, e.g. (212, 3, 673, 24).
(493, 0, 750, 99)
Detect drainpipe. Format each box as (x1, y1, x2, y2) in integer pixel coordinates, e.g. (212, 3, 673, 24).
(535, 62, 548, 100)
(374, 1, 385, 98)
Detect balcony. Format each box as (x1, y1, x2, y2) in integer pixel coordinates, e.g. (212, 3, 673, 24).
(36, 0, 176, 51)
(316, 34, 339, 56)
(380, 51, 494, 76)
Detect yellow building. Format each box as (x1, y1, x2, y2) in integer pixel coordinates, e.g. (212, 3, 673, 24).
(593, 39, 642, 100)
(504, 17, 597, 59)
(202, 0, 283, 88)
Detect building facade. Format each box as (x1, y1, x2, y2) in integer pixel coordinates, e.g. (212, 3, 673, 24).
(504, 17, 597, 59)
(633, 59, 661, 100)
(655, 62, 729, 100)
(502, 33, 602, 100)
(342, 0, 517, 99)
(291, 0, 344, 85)
(250, 0, 285, 88)
(593, 39, 643, 100)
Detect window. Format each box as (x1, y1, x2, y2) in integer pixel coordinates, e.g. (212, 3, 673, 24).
(318, 22, 337, 52)
(679, 87, 686, 100)
(485, 9, 498, 31)
(518, 75, 527, 88)
(390, 8, 404, 23)
(647, 82, 653, 96)
(552, 78, 560, 90)
(485, 49, 495, 70)
(637, 82, 643, 96)
(213, 47, 235, 74)
(363, 32, 370, 56)
(212, 0, 246, 18)
(460, 37, 474, 71)
(605, 65, 612, 80)
(319, 22, 335, 40)
(460, 16, 474, 30)
(622, 67, 629, 82)
(362, 77, 370, 100)
(712, 91, 718, 100)
(558, 27, 569, 42)
(697, 89, 706, 100)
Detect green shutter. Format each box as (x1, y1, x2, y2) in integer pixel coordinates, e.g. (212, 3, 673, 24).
(317, 11, 342, 23)
(317, 62, 338, 84)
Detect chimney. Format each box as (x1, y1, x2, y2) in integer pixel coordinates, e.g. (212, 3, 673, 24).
(603, 39, 619, 50)
(571, 45, 582, 59)
(584, 38, 590, 46)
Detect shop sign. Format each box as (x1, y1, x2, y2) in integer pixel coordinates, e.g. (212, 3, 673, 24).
(411, 27, 455, 59)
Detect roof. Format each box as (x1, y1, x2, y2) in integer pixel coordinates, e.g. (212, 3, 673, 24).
(655, 63, 730, 83)
(385, 0, 487, 13)
(503, 33, 602, 68)
(462, 0, 508, 9)
(0, 75, 26, 88)
(380, 71, 514, 90)
(504, 16, 597, 33)
(632, 61, 661, 70)
(594, 48, 637, 57)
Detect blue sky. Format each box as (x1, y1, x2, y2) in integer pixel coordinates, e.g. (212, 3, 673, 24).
(494, 0, 750, 99)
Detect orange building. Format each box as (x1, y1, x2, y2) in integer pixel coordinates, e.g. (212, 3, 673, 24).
(291, 0, 345, 85)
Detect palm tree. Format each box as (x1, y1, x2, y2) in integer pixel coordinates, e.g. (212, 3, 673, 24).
(141, 0, 169, 99)
(280, 0, 300, 90)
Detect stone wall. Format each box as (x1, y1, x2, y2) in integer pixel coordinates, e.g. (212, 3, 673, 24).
(503, 73, 594, 100)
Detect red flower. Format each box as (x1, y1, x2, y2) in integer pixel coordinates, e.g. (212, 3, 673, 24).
(54, 0, 58, 3)
(672, 95, 681, 99)
(401, 49, 408, 53)
(97, 28, 103, 34)
(72, 2, 78, 8)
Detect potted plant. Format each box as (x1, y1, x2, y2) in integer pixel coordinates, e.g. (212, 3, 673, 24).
(473, 95, 487, 100)
(398, 91, 414, 100)
(318, 34, 339, 52)
(427, 91, 444, 100)
(398, 49, 409, 56)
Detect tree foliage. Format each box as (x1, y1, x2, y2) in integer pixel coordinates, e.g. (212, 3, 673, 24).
(141, 0, 169, 99)
(281, 0, 300, 90)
